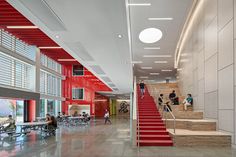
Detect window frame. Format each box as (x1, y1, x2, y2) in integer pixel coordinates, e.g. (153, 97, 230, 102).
(72, 88, 84, 100)
(72, 65, 84, 76)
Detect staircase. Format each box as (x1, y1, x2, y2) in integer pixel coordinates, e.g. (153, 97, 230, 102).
(146, 83, 231, 147)
(137, 87, 173, 146)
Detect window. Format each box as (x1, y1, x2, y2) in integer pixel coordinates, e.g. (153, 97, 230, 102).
(47, 99, 56, 116)
(73, 65, 84, 76)
(40, 70, 62, 97)
(72, 88, 84, 100)
(0, 51, 35, 91)
(0, 29, 36, 61)
(40, 53, 61, 74)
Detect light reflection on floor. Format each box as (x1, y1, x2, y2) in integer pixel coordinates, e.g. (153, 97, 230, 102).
(0, 116, 235, 157)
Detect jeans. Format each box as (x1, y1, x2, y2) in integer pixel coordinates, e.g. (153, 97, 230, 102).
(140, 88, 145, 95)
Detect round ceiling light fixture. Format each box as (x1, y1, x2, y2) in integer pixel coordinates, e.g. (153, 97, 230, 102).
(139, 28, 163, 43)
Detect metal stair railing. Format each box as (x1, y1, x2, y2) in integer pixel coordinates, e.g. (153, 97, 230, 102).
(163, 104, 176, 134)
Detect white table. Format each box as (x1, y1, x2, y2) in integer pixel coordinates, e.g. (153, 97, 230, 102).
(16, 122, 48, 134)
(68, 117, 86, 126)
(68, 117, 84, 120)
(36, 117, 46, 122)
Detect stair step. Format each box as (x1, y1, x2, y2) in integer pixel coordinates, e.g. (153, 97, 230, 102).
(139, 123, 164, 126)
(138, 140, 173, 146)
(139, 130, 169, 135)
(139, 126, 166, 130)
(139, 117, 162, 119)
(137, 86, 173, 147)
(139, 119, 163, 122)
(138, 135, 171, 140)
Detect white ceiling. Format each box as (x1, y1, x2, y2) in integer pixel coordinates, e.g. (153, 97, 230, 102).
(129, 0, 193, 83)
(8, 0, 133, 94)
(8, 0, 193, 94)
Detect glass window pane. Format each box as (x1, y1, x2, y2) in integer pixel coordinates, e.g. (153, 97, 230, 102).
(73, 65, 84, 76)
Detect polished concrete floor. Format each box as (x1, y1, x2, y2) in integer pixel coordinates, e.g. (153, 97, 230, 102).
(0, 116, 236, 157)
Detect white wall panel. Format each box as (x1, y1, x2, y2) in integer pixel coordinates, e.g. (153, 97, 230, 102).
(219, 110, 234, 132)
(204, 91, 218, 119)
(219, 65, 234, 109)
(218, 20, 234, 70)
(198, 49, 204, 80)
(218, 0, 233, 30)
(197, 79, 205, 110)
(204, 0, 217, 28)
(205, 18, 217, 60)
(193, 69, 198, 96)
(205, 54, 217, 93)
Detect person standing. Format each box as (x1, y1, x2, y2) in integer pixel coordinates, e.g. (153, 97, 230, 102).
(139, 80, 145, 99)
(104, 109, 112, 124)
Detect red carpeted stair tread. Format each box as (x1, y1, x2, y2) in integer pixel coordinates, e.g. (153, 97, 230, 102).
(138, 135, 171, 140)
(138, 140, 173, 146)
(137, 86, 173, 147)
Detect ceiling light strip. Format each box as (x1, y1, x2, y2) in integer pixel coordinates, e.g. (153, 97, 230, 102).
(162, 70, 172, 72)
(132, 61, 143, 64)
(139, 76, 148, 78)
(143, 55, 171, 58)
(141, 67, 152, 69)
(39, 47, 62, 49)
(174, 0, 200, 68)
(148, 17, 173, 21)
(57, 59, 76, 61)
(150, 73, 159, 75)
(6, 26, 38, 29)
(144, 47, 160, 50)
(154, 61, 168, 63)
(127, 3, 151, 6)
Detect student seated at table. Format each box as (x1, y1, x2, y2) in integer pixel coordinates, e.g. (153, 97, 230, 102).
(183, 94, 193, 111)
(46, 113, 51, 122)
(72, 111, 79, 117)
(45, 114, 57, 135)
(0, 115, 16, 132)
(57, 112, 62, 118)
(49, 116, 57, 128)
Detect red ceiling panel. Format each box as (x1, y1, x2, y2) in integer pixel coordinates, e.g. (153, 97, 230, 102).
(0, 0, 111, 91)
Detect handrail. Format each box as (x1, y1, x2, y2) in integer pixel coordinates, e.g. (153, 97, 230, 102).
(137, 95, 140, 148)
(163, 104, 176, 134)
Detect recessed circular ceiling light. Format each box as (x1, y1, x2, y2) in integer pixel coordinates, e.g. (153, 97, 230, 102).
(139, 28, 163, 43)
(55, 35, 60, 39)
(118, 34, 123, 38)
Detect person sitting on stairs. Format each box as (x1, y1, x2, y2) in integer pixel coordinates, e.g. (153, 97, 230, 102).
(183, 94, 193, 111)
(158, 94, 164, 107)
(169, 90, 179, 105)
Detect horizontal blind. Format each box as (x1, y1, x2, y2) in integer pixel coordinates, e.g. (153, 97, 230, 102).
(0, 51, 35, 91)
(0, 52, 13, 86)
(40, 53, 62, 74)
(40, 70, 62, 97)
(1, 30, 13, 50)
(15, 39, 36, 61)
(1, 29, 36, 61)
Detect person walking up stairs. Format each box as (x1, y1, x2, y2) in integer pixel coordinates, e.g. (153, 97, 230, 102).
(137, 86, 173, 146)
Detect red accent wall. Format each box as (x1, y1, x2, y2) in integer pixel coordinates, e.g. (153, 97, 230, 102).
(62, 65, 111, 116)
(94, 93, 110, 117)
